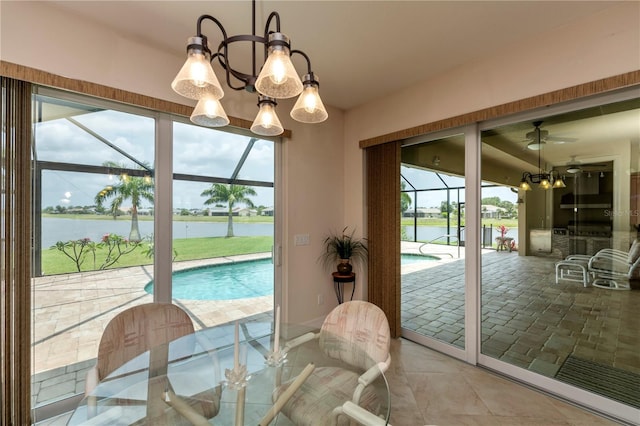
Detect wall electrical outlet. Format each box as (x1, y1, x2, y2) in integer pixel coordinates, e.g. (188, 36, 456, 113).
(294, 234, 310, 246)
(317, 294, 324, 305)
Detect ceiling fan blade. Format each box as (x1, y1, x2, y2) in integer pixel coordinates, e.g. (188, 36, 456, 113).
(546, 136, 578, 144)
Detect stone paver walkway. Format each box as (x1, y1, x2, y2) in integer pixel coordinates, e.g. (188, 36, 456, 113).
(401, 246, 640, 379)
(32, 253, 274, 408)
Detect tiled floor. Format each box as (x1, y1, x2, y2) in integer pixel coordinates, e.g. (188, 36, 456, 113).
(386, 338, 620, 426)
(38, 337, 620, 425)
(401, 248, 640, 377)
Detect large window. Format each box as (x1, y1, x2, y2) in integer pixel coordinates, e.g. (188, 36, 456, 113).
(30, 89, 280, 422)
(31, 91, 157, 420)
(170, 122, 276, 329)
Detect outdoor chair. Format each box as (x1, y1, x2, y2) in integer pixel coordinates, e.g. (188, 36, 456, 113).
(84, 303, 220, 420)
(555, 239, 640, 290)
(273, 300, 392, 426)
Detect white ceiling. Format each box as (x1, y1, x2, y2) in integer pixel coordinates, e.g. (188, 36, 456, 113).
(47, 0, 620, 111)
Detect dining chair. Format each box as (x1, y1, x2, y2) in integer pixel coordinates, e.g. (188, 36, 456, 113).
(274, 300, 392, 426)
(84, 302, 220, 421)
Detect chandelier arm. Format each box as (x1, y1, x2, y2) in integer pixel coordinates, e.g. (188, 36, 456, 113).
(290, 49, 312, 74)
(262, 11, 282, 66)
(196, 14, 228, 41)
(264, 11, 281, 36)
(195, 14, 233, 88)
(214, 34, 268, 91)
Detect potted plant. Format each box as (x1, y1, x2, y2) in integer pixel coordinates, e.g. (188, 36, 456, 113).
(320, 226, 368, 274)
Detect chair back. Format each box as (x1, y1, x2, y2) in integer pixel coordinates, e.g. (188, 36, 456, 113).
(96, 302, 194, 380)
(319, 301, 390, 370)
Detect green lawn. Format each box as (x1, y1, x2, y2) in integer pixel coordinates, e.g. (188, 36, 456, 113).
(41, 236, 274, 275)
(40, 214, 519, 275)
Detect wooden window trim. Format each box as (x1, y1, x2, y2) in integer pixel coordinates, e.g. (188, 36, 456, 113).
(0, 61, 292, 138)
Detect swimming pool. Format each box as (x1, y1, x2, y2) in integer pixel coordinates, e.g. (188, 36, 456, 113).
(401, 253, 439, 264)
(145, 258, 273, 301)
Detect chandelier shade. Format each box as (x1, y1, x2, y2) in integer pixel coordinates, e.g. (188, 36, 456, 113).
(290, 74, 328, 123)
(171, 1, 327, 136)
(171, 39, 225, 101)
(254, 33, 303, 99)
(519, 171, 565, 191)
(190, 96, 230, 127)
(251, 96, 284, 136)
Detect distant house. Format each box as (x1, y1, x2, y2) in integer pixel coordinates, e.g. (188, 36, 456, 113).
(481, 204, 506, 219)
(261, 207, 274, 216)
(207, 207, 237, 216)
(236, 207, 257, 217)
(403, 207, 440, 218)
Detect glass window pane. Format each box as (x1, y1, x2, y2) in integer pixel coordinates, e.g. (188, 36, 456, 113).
(173, 122, 251, 177)
(171, 122, 275, 330)
(480, 98, 640, 408)
(32, 93, 155, 415)
(401, 135, 466, 349)
(34, 95, 154, 168)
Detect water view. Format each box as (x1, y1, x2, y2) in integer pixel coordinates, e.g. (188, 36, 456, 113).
(41, 217, 274, 247)
(41, 217, 518, 247)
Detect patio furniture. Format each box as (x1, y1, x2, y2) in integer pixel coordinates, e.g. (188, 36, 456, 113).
(496, 237, 514, 252)
(555, 258, 592, 287)
(555, 240, 640, 290)
(69, 319, 391, 425)
(274, 300, 392, 426)
(588, 248, 639, 290)
(83, 303, 208, 418)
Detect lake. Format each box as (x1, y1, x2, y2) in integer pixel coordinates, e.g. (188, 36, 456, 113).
(40, 217, 518, 247)
(41, 217, 274, 247)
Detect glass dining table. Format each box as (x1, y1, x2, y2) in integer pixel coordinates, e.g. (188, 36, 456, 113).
(67, 321, 390, 425)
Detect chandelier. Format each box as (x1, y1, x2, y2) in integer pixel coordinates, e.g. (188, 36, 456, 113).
(171, 0, 328, 137)
(519, 121, 566, 191)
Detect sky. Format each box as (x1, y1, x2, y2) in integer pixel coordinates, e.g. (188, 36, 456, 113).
(36, 104, 275, 210)
(401, 166, 518, 209)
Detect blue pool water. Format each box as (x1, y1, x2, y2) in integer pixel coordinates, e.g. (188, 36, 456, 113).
(401, 254, 438, 264)
(145, 258, 273, 301)
(146, 256, 432, 300)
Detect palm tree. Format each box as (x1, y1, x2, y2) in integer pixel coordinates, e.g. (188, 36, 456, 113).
(201, 184, 257, 237)
(95, 162, 154, 242)
(400, 181, 412, 214)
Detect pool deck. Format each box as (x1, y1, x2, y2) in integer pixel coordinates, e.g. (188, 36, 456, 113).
(32, 252, 274, 376)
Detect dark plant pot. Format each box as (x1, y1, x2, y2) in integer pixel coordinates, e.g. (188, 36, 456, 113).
(337, 259, 352, 274)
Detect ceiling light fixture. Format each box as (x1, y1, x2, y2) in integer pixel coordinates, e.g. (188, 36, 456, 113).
(171, 0, 328, 137)
(519, 122, 566, 191)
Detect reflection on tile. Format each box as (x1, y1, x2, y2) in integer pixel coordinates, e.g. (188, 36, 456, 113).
(386, 339, 620, 426)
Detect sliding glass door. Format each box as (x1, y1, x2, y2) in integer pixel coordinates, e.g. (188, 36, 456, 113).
(400, 133, 467, 355)
(398, 89, 640, 423)
(170, 122, 276, 329)
(479, 95, 640, 421)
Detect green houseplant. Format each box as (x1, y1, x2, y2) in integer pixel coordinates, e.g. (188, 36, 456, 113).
(320, 226, 368, 274)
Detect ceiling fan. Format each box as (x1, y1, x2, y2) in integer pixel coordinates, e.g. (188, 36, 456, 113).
(522, 121, 577, 150)
(564, 156, 584, 174)
(559, 156, 610, 175)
